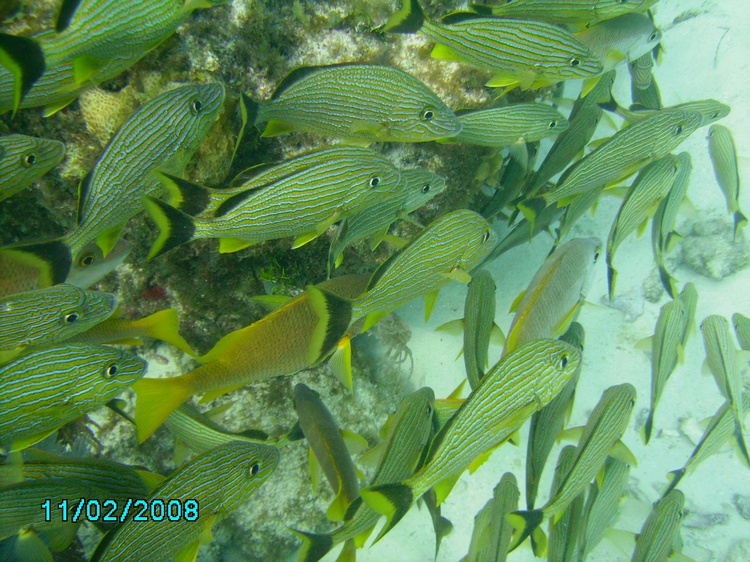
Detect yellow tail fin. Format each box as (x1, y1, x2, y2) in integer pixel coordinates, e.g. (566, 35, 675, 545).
(133, 375, 195, 442)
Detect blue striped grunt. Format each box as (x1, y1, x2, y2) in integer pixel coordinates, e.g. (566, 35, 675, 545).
(360, 338, 581, 541)
(525, 322, 584, 511)
(471, 0, 653, 27)
(145, 147, 403, 258)
(328, 167, 445, 274)
(292, 387, 436, 561)
(650, 152, 692, 298)
(463, 472, 519, 562)
(294, 383, 360, 523)
(0, 0, 227, 116)
(252, 63, 461, 143)
(0, 344, 145, 454)
(642, 297, 688, 444)
(545, 446, 585, 561)
(307, 210, 497, 367)
(0, 83, 225, 288)
(0, 134, 65, 202)
(575, 13, 661, 72)
(606, 154, 684, 299)
(631, 489, 685, 562)
(0, 284, 116, 363)
(90, 441, 279, 562)
(542, 108, 703, 207)
(507, 383, 636, 554)
(133, 274, 370, 442)
(708, 124, 746, 240)
(384, 0, 603, 92)
(445, 104, 568, 148)
(505, 237, 600, 356)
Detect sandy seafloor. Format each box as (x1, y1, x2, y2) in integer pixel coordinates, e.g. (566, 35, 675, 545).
(335, 1, 750, 561)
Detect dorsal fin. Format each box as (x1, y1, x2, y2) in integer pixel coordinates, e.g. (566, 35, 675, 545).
(440, 11, 485, 25)
(366, 250, 400, 291)
(55, 0, 84, 32)
(76, 170, 94, 225)
(215, 189, 256, 217)
(271, 63, 368, 100)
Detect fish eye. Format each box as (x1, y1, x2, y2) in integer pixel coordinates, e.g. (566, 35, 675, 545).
(649, 32, 658, 42)
(548, 120, 557, 129)
(675, 125, 683, 134)
(421, 184, 430, 193)
(594, 249, 600, 262)
(559, 353, 569, 369)
(711, 111, 719, 118)
(369, 176, 380, 188)
(482, 230, 491, 243)
(630, 398, 636, 408)
(104, 363, 119, 378)
(64, 312, 79, 324)
(569, 57, 581, 67)
(22, 153, 37, 167)
(190, 98, 203, 114)
(421, 109, 435, 121)
(250, 463, 260, 475)
(79, 254, 95, 267)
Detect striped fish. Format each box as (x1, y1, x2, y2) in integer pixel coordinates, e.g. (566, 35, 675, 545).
(505, 237, 600, 356)
(90, 441, 279, 562)
(606, 154, 684, 299)
(252, 63, 461, 143)
(133, 274, 370, 443)
(480, 141, 541, 221)
(508, 383, 636, 553)
(701, 315, 746, 432)
(1, 83, 225, 287)
(631, 489, 685, 562)
(733, 313, 750, 351)
(0, 344, 145, 454)
(577, 457, 630, 560)
(0, 284, 117, 363)
(665, 396, 750, 495)
(462, 472, 519, 562)
(294, 383, 360, 523)
(446, 104, 568, 148)
(145, 147, 402, 258)
(629, 53, 662, 110)
(610, 98, 730, 127)
(651, 153, 692, 297)
(643, 298, 688, 444)
(328, 167, 445, 274)
(472, 0, 652, 26)
(0, 477, 95, 561)
(678, 283, 698, 347)
(708, 124, 746, 240)
(360, 338, 581, 541)
(0, 238, 130, 298)
(307, 210, 497, 366)
(293, 388, 436, 562)
(0, 134, 65, 202)
(0, 0, 226, 115)
(524, 70, 616, 199)
(545, 446, 585, 561)
(542, 108, 703, 207)
(525, 322, 584, 511)
(384, 0, 603, 92)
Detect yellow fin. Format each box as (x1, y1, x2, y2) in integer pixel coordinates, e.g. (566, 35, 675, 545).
(490, 323, 505, 347)
(95, 224, 125, 257)
(609, 439, 638, 467)
(509, 289, 526, 313)
(43, 96, 77, 117)
(134, 308, 196, 356)
(424, 290, 440, 322)
(581, 75, 602, 98)
(383, 234, 408, 249)
(133, 375, 194, 442)
(486, 73, 520, 89)
(72, 55, 104, 84)
(309, 446, 321, 494)
(362, 309, 389, 333)
(14, 528, 54, 562)
(198, 383, 244, 404)
(433, 471, 462, 506)
(219, 237, 255, 253)
(261, 119, 295, 137)
(444, 268, 471, 284)
(10, 428, 58, 453)
(637, 217, 649, 237)
(435, 318, 465, 336)
(135, 469, 166, 493)
(327, 481, 351, 522)
(431, 43, 463, 62)
(173, 541, 201, 562)
(635, 335, 653, 351)
(249, 294, 293, 311)
(328, 335, 353, 392)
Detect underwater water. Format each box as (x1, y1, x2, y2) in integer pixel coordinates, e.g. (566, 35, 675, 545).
(0, 0, 749, 561)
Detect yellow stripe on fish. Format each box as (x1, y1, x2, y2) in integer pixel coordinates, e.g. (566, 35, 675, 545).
(708, 124, 747, 241)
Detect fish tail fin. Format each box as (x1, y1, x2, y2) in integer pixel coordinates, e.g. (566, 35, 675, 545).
(663, 468, 685, 497)
(607, 262, 617, 301)
(517, 197, 546, 237)
(133, 308, 197, 357)
(143, 195, 197, 260)
(289, 528, 335, 562)
(0, 33, 45, 115)
(506, 509, 544, 553)
(382, 0, 424, 34)
(306, 285, 353, 366)
(158, 171, 213, 216)
(360, 482, 415, 543)
(733, 210, 748, 242)
(0, 240, 72, 287)
(133, 374, 194, 442)
(657, 262, 677, 299)
(642, 411, 654, 444)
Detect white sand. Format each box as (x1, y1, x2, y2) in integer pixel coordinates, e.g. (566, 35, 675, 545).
(343, 1, 750, 560)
